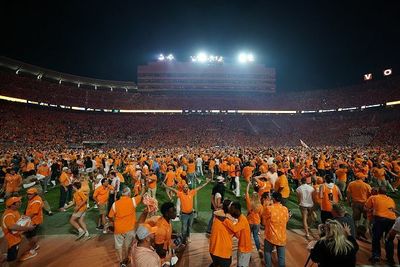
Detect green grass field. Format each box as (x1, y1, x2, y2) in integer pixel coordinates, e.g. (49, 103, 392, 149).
(3, 177, 399, 236)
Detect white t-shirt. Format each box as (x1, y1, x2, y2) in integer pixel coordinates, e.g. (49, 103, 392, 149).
(196, 157, 203, 166)
(296, 184, 315, 208)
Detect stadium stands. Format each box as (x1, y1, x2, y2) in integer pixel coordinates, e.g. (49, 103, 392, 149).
(1, 70, 400, 110)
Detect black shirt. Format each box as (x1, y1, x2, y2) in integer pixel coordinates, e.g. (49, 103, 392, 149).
(334, 214, 356, 238)
(310, 235, 359, 267)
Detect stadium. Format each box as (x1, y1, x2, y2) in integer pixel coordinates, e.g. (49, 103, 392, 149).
(1, 2, 400, 267)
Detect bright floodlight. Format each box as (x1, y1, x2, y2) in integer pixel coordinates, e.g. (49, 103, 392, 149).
(238, 53, 247, 63)
(197, 52, 207, 62)
(166, 54, 174, 61)
(238, 52, 255, 63)
(158, 54, 165, 61)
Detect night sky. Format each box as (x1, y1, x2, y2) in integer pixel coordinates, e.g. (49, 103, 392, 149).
(1, 1, 400, 91)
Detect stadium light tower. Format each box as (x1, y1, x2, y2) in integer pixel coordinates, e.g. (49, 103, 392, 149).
(238, 52, 255, 63)
(158, 54, 165, 61)
(197, 52, 207, 63)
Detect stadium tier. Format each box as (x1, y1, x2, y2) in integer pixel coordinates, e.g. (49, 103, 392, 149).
(137, 61, 276, 92)
(1, 64, 400, 111)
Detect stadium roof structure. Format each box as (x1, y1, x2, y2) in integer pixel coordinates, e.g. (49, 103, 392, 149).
(0, 56, 137, 91)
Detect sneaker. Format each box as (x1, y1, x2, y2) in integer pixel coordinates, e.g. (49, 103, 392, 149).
(187, 237, 191, 243)
(103, 229, 108, 234)
(47, 211, 53, 216)
(76, 231, 85, 240)
(96, 225, 104, 230)
(84, 232, 89, 237)
(94, 204, 98, 209)
(120, 263, 127, 267)
(51, 181, 56, 186)
(20, 250, 37, 261)
(34, 244, 40, 250)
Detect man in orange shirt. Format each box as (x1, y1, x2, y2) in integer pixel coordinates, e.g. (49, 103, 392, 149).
(163, 165, 176, 200)
(219, 201, 253, 267)
(209, 199, 234, 267)
(93, 178, 113, 233)
(186, 159, 196, 189)
(163, 178, 210, 243)
(68, 182, 89, 240)
(335, 164, 348, 195)
(262, 192, 289, 267)
(275, 169, 290, 206)
(365, 186, 396, 264)
(154, 202, 177, 259)
(319, 176, 342, 223)
(36, 161, 51, 193)
(59, 167, 72, 211)
(21, 187, 43, 261)
(3, 169, 22, 198)
(108, 187, 142, 267)
(1, 196, 35, 263)
(347, 172, 371, 230)
(242, 162, 255, 183)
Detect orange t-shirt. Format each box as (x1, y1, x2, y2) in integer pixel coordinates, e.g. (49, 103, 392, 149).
(258, 180, 272, 197)
(187, 163, 195, 174)
(147, 174, 157, 189)
(93, 185, 113, 204)
(222, 214, 252, 253)
(26, 195, 44, 225)
(5, 174, 22, 193)
(108, 196, 141, 234)
(165, 171, 176, 187)
(262, 203, 289, 246)
(371, 167, 386, 181)
(37, 165, 50, 176)
(365, 194, 396, 220)
(2, 209, 21, 248)
(275, 174, 290, 198)
(155, 216, 172, 249)
(177, 190, 196, 213)
(26, 162, 35, 172)
(335, 168, 348, 183)
(209, 216, 234, 258)
(320, 184, 340, 212)
(74, 190, 88, 212)
(59, 172, 70, 187)
(245, 194, 263, 225)
(346, 179, 371, 203)
(242, 166, 255, 182)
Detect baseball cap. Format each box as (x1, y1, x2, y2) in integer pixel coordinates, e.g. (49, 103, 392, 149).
(62, 167, 68, 171)
(216, 176, 224, 182)
(136, 223, 158, 240)
(6, 196, 22, 207)
(26, 188, 38, 194)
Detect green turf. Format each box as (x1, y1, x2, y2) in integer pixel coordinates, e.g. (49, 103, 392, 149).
(2, 177, 399, 235)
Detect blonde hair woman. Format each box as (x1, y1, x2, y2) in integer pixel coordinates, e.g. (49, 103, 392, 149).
(310, 219, 359, 267)
(245, 182, 263, 255)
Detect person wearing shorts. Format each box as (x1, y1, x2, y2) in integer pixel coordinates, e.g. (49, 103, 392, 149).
(93, 178, 113, 233)
(1, 197, 35, 263)
(20, 187, 44, 261)
(69, 182, 89, 239)
(108, 187, 142, 267)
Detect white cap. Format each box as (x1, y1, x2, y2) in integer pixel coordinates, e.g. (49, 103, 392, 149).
(216, 176, 224, 182)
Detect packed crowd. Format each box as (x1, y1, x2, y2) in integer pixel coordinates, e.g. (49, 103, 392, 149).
(0, 145, 399, 266)
(1, 101, 400, 149)
(1, 70, 400, 110)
